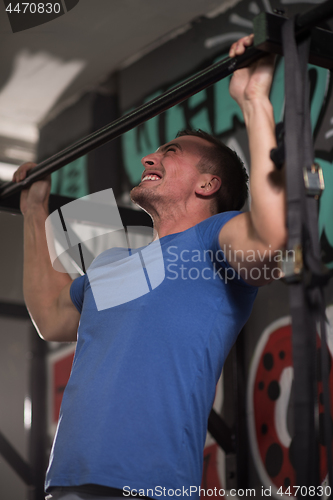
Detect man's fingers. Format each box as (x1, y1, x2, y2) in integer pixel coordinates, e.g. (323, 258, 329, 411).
(243, 34, 254, 46)
(229, 34, 254, 58)
(12, 162, 37, 182)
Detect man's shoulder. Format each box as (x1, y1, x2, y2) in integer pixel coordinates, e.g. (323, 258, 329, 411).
(89, 247, 130, 269)
(196, 211, 242, 238)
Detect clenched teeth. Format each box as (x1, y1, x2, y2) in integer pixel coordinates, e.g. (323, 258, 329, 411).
(142, 175, 161, 182)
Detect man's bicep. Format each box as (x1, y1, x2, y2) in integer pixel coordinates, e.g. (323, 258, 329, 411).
(218, 212, 254, 258)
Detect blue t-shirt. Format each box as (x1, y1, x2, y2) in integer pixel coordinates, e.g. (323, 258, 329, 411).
(45, 212, 257, 496)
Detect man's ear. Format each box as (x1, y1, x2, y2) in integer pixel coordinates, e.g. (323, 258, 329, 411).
(195, 174, 221, 196)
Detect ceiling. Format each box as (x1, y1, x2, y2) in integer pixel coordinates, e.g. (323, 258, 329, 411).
(0, 0, 241, 176)
(0, 0, 238, 99)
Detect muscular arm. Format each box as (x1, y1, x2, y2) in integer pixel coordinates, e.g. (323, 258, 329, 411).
(15, 163, 80, 341)
(219, 36, 286, 286)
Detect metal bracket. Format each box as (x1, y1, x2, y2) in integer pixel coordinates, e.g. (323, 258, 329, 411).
(253, 12, 333, 69)
(303, 162, 325, 198)
(279, 244, 303, 283)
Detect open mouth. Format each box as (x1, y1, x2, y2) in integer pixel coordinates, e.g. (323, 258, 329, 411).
(141, 172, 162, 183)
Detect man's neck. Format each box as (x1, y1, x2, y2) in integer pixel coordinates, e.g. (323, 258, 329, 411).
(153, 212, 212, 238)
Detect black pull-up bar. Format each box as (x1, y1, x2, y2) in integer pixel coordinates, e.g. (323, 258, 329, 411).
(0, 47, 265, 199)
(0, 0, 332, 200)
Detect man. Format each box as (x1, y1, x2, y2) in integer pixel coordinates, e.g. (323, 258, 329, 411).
(14, 35, 286, 499)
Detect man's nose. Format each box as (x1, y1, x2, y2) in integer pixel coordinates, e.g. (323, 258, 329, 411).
(141, 153, 159, 167)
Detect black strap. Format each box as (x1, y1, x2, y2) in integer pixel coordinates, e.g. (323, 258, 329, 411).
(282, 17, 332, 496)
(270, 122, 285, 170)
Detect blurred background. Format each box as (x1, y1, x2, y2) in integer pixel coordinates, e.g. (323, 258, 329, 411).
(0, 1, 333, 499)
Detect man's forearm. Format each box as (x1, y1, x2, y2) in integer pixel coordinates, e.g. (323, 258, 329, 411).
(243, 98, 286, 250)
(23, 207, 72, 332)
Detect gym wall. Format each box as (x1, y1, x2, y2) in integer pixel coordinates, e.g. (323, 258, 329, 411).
(117, 0, 333, 494)
(34, 0, 333, 496)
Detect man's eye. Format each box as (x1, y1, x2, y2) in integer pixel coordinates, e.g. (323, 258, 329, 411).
(166, 148, 176, 153)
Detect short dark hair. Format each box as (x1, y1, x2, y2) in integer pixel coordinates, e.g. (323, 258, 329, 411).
(176, 129, 248, 214)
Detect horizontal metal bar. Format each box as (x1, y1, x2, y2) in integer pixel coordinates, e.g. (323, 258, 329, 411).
(0, 191, 152, 226)
(0, 301, 29, 319)
(1, 3, 333, 200)
(0, 430, 34, 486)
(0, 191, 153, 273)
(0, 46, 265, 199)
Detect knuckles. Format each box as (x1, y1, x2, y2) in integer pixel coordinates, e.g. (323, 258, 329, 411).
(229, 34, 254, 57)
(13, 162, 37, 182)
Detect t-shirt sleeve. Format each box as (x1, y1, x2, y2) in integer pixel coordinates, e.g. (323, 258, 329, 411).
(196, 211, 240, 260)
(196, 211, 257, 289)
(70, 275, 86, 313)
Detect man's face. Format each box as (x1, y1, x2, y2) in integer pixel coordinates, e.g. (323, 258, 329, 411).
(130, 135, 211, 214)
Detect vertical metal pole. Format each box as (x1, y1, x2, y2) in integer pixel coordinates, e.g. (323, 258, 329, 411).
(234, 329, 249, 490)
(28, 327, 48, 500)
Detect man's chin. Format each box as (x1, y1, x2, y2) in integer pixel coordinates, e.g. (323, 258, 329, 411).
(130, 184, 159, 213)
(130, 184, 142, 204)
(130, 184, 148, 207)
